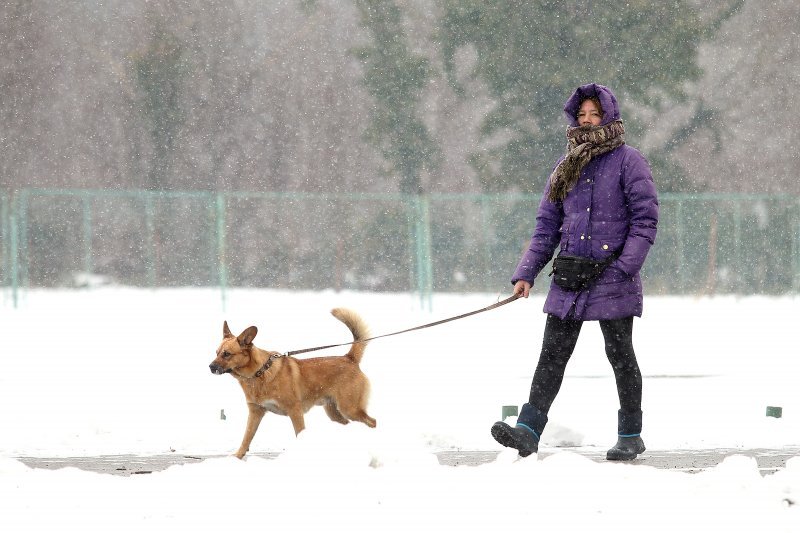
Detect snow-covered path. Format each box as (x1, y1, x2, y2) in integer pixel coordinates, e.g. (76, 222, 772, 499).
(1, 289, 798, 531)
(16, 446, 800, 476)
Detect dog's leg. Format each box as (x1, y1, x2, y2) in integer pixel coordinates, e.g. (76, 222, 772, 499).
(287, 408, 306, 435)
(354, 410, 377, 428)
(235, 403, 267, 459)
(339, 404, 377, 428)
(324, 400, 350, 425)
(338, 383, 377, 428)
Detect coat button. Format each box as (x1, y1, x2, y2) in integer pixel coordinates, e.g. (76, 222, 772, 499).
(586, 207, 590, 212)
(580, 235, 585, 240)
(602, 244, 609, 250)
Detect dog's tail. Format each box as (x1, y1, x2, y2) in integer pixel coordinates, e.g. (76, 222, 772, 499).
(331, 308, 370, 364)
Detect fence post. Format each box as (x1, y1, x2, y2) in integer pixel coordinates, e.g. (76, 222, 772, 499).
(81, 194, 93, 278)
(144, 193, 156, 287)
(1, 192, 7, 288)
(215, 193, 228, 310)
(675, 198, 687, 290)
(18, 189, 29, 291)
(479, 195, 493, 291)
(731, 199, 744, 292)
(795, 198, 800, 291)
(9, 193, 19, 307)
(410, 194, 433, 310)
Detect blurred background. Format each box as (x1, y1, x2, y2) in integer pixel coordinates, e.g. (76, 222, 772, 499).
(1, 0, 798, 301)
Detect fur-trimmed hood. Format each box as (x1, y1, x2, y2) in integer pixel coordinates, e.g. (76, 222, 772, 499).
(562, 83, 620, 127)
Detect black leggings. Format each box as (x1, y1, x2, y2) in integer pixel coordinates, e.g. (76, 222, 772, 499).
(528, 314, 642, 414)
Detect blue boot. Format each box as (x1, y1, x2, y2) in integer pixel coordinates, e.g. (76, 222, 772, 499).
(491, 403, 547, 457)
(606, 409, 646, 461)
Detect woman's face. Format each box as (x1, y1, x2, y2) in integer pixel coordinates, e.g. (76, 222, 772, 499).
(576, 99, 603, 126)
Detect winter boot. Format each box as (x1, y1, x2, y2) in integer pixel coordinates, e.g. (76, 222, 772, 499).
(606, 409, 646, 461)
(491, 403, 548, 457)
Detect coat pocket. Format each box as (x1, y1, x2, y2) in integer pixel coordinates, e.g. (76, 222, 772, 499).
(558, 219, 572, 250)
(591, 236, 624, 261)
(600, 265, 632, 284)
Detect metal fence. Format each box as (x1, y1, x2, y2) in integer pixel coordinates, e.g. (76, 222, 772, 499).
(2, 188, 799, 307)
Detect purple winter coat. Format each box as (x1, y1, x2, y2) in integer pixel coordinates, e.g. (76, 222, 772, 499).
(512, 83, 659, 321)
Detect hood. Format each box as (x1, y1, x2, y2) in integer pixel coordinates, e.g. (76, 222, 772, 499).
(563, 83, 620, 127)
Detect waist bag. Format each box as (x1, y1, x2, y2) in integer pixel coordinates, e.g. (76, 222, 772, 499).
(549, 250, 622, 292)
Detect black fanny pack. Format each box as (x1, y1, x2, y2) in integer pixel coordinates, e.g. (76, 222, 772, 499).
(549, 250, 621, 292)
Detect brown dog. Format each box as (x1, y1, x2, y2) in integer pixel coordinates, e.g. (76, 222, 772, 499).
(208, 308, 376, 458)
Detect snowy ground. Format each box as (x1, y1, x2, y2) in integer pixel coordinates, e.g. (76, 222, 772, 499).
(1, 288, 798, 531)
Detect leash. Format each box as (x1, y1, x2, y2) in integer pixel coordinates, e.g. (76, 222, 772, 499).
(284, 293, 521, 357)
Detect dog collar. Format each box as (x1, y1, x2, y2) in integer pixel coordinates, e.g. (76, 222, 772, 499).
(253, 353, 284, 378)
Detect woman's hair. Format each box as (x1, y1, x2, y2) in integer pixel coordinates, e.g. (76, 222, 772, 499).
(578, 96, 604, 118)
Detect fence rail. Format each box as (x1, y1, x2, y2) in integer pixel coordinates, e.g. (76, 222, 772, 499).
(2, 188, 799, 307)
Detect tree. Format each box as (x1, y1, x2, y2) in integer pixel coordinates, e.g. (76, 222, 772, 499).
(0, 0, 47, 190)
(353, 0, 439, 194)
(132, 15, 186, 191)
(670, 0, 800, 194)
(439, 0, 707, 192)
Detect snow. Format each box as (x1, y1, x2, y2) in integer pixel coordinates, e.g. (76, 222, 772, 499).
(1, 288, 799, 531)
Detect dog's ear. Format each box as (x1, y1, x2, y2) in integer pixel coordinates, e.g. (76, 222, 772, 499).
(238, 326, 258, 347)
(223, 321, 234, 339)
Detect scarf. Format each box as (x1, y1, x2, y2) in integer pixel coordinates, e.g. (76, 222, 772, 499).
(547, 119, 625, 202)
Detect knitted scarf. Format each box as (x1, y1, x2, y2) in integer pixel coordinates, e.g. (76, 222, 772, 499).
(547, 119, 625, 202)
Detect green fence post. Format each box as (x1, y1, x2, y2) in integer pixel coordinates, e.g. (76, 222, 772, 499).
(422, 196, 433, 309)
(144, 193, 156, 287)
(1, 192, 7, 288)
(216, 193, 228, 310)
(9, 193, 19, 307)
(405, 196, 416, 297)
(795, 198, 800, 291)
(676, 198, 686, 291)
(732, 199, 742, 292)
(82, 195, 93, 279)
(409, 194, 433, 310)
(18, 189, 29, 291)
(479, 195, 493, 292)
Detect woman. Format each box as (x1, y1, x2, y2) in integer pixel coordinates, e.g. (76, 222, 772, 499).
(491, 83, 659, 461)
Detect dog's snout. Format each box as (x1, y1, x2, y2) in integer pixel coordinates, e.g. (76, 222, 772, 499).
(210, 362, 233, 375)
